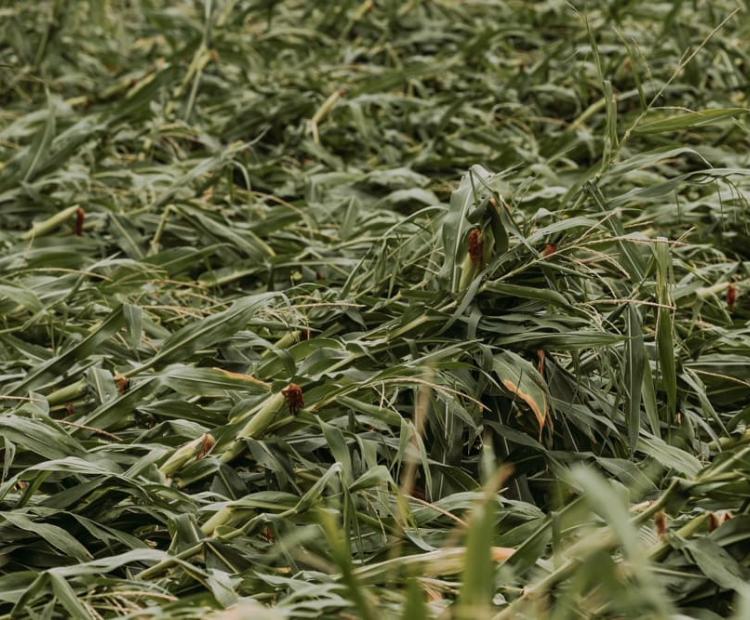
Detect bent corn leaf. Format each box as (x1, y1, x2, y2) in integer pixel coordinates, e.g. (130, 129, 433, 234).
(493, 350, 550, 430)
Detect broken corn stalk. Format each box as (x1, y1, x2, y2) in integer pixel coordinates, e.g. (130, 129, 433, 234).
(200, 503, 250, 536)
(46, 379, 89, 406)
(353, 546, 515, 584)
(260, 330, 301, 359)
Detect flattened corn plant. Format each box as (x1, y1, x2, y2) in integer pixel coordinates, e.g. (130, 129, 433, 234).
(1, 1, 750, 618)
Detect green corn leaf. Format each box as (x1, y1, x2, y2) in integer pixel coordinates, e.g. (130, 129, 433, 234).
(5, 305, 126, 396)
(654, 238, 677, 420)
(633, 108, 748, 134)
(134, 293, 275, 372)
(456, 494, 497, 619)
(624, 304, 645, 453)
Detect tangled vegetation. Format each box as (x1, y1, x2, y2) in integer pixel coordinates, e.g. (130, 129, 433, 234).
(1, 1, 749, 618)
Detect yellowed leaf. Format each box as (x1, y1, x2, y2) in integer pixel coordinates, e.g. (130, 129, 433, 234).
(493, 351, 550, 430)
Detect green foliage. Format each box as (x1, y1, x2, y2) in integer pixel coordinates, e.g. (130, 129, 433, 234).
(0, 0, 749, 618)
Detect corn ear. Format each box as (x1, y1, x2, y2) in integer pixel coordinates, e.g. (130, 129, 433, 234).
(220, 391, 287, 462)
(22, 205, 80, 240)
(159, 433, 215, 478)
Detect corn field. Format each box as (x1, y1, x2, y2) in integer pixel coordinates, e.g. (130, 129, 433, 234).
(1, 1, 750, 618)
